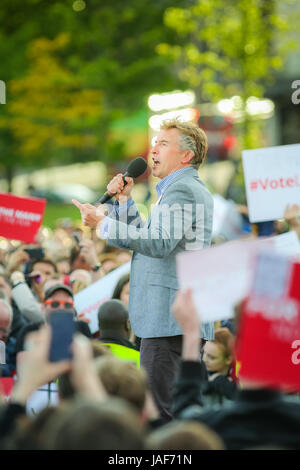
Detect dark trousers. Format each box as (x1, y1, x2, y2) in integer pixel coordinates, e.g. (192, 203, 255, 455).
(140, 336, 182, 422)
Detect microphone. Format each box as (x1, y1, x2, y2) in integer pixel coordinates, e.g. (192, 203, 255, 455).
(96, 157, 148, 204)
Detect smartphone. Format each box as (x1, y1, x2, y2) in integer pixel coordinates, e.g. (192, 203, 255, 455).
(49, 310, 75, 362)
(24, 247, 45, 259)
(72, 232, 81, 246)
(0, 340, 5, 365)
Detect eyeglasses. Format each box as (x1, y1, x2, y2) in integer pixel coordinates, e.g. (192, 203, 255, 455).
(44, 300, 74, 309)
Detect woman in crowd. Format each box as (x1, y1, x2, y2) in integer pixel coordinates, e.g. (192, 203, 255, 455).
(201, 327, 238, 407)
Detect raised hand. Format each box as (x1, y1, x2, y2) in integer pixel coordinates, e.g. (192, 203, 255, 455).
(172, 289, 202, 361)
(172, 288, 201, 335)
(284, 203, 300, 225)
(6, 247, 30, 275)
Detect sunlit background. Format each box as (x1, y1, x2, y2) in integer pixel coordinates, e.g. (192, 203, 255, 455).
(0, 0, 299, 228)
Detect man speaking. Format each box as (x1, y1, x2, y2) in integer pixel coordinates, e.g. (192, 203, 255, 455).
(73, 118, 214, 421)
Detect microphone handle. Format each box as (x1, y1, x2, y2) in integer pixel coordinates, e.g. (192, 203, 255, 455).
(97, 172, 130, 205)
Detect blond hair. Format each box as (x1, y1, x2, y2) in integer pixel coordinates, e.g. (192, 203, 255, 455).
(160, 118, 208, 168)
(94, 356, 148, 413)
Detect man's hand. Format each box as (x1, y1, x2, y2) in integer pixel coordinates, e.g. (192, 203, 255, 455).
(72, 200, 107, 228)
(107, 175, 134, 203)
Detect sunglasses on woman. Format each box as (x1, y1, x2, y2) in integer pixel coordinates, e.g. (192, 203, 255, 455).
(44, 300, 74, 309)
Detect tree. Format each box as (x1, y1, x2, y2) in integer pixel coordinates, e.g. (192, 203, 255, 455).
(1, 34, 103, 171)
(0, 0, 188, 190)
(156, 0, 298, 202)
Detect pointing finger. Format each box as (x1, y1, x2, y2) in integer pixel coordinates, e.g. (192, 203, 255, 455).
(72, 199, 84, 210)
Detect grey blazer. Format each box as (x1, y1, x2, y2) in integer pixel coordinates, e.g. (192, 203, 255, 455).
(106, 167, 214, 339)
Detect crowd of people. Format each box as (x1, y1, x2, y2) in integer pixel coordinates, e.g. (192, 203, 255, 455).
(1, 117, 300, 451)
(0, 202, 299, 451)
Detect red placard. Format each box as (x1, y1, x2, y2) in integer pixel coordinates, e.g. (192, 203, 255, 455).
(236, 252, 300, 391)
(0, 378, 14, 401)
(0, 193, 46, 243)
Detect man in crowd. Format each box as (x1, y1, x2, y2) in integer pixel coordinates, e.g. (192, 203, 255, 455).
(73, 118, 214, 421)
(171, 289, 300, 450)
(97, 299, 140, 367)
(0, 299, 16, 377)
(14, 283, 82, 355)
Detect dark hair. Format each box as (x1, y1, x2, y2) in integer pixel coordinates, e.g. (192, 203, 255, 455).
(97, 299, 129, 331)
(30, 258, 57, 274)
(146, 420, 224, 450)
(69, 246, 81, 267)
(112, 274, 130, 301)
(46, 398, 145, 450)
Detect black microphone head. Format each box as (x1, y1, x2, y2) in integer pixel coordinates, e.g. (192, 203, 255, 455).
(125, 157, 148, 178)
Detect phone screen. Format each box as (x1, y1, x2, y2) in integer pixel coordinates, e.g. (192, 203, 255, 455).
(72, 232, 81, 245)
(24, 247, 45, 259)
(49, 310, 75, 362)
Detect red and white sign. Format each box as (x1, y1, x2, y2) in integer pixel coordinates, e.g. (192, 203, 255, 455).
(212, 194, 244, 241)
(176, 232, 300, 323)
(236, 251, 300, 391)
(0, 193, 46, 243)
(74, 261, 131, 334)
(242, 144, 300, 223)
(0, 378, 14, 402)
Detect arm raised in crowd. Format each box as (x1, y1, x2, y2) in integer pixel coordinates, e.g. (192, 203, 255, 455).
(284, 203, 300, 239)
(77, 239, 102, 282)
(10, 271, 44, 323)
(172, 288, 202, 360)
(6, 247, 30, 276)
(0, 325, 71, 443)
(171, 289, 206, 417)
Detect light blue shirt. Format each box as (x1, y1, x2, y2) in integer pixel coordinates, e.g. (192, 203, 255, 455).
(155, 166, 192, 199)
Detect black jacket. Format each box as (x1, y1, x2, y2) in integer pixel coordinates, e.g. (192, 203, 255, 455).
(173, 360, 300, 450)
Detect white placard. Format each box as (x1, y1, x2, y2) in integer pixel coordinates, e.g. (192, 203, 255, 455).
(242, 144, 300, 223)
(176, 233, 299, 323)
(252, 251, 292, 300)
(74, 262, 131, 334)
(212, 194, 244, 240)
(264, 230, 300, 257)
(26, 382, 59, 416)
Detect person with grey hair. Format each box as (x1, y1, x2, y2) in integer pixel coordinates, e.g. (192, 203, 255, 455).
(73, 118, 214, 421)
(0, 298, 16, 377)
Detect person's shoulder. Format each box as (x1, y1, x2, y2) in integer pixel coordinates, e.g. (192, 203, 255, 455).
(172, 175, 212, 201)
(14, 321, 44, 354)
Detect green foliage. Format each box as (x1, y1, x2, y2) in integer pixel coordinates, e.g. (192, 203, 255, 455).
(43, 202, 81, 229)
(158, 0, 299, 203)
(160, 0, 296, 127)
(0, 0, 186, 187)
